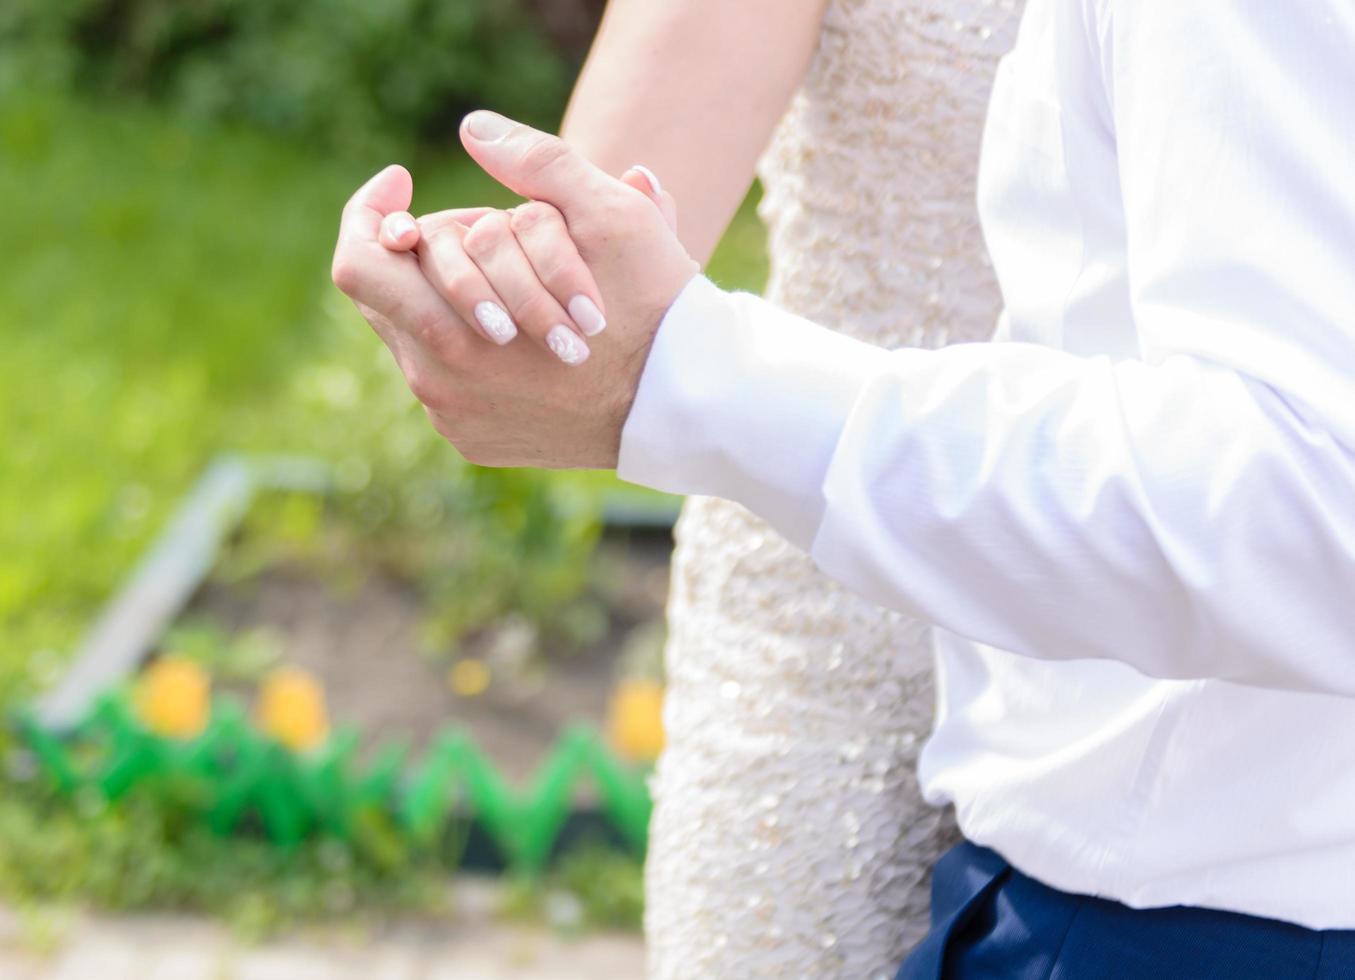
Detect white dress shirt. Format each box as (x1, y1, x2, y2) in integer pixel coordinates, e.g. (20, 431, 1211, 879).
(618, 0, 1355, 929)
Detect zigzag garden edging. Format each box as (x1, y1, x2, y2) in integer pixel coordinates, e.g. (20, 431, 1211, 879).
(19, 691, 651, 874)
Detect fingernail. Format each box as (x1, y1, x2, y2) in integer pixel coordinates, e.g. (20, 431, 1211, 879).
(465, 111, 513, 143)
(385, 213, 417, 241)
(475, 301, 518, 344)
(568, 295, 607, 337)
(630, 164, 663, 197)
(546, 324, 590, 366)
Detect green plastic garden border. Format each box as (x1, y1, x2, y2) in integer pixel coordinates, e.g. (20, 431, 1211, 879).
(20, 693, 650, 873)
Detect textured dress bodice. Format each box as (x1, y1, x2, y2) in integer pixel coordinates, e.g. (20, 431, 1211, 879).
(759, 0, 1019, 349)
(645, 2, 1023, 978)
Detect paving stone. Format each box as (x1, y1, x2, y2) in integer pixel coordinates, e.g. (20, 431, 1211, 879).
(0, 902, 644, 980)
(46, 938, 141, 980)
(143, 946, 229, 980)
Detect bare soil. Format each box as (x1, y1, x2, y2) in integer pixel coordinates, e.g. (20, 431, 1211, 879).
(181, 531, 672, 784)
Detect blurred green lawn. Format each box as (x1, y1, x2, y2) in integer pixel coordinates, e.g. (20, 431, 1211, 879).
(0, 94, 767, 704)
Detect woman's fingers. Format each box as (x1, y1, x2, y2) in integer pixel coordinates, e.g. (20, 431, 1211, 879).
(401, 198, 624, 366)
(419, 206, 499, 229)
(416, 214, 520, 346)
(379, 211, 420, 251)
(461, 210, 592, 365)
(621, 164, 678, 233)
(381, 208, 496, 252)
(508, 202, 608, 338)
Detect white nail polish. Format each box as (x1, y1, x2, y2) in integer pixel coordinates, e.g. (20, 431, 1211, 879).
(546, 324, 589, 365)
(568, 295, 607, 337)
(475, 301, 517, 344)
(630, 164, 663, 197)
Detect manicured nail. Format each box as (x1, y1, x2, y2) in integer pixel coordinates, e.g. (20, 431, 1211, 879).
(385, 212, 416, 241)
(568, 295, 607, 337)
(630, 164, 663, 197)
(474, 301, 517, 345)
(546, 324, 590, 365)
(464, 111, 513, 143)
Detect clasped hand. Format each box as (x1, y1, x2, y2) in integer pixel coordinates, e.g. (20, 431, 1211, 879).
(331, 110, 698, 468)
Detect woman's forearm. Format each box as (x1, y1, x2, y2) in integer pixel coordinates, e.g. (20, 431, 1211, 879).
(561, 0, 829, 265)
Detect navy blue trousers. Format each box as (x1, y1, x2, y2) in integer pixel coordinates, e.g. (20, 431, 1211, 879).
(897, 842, 1355, 979)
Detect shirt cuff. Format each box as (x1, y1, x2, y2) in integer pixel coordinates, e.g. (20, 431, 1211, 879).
(616, 274, 884, 548)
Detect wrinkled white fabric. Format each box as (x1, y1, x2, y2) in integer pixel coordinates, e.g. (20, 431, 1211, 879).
(643, 2, 1021, 978)
(625, 0, 1355, 932)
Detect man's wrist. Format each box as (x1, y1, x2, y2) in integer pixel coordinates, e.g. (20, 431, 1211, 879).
(601, 269, 701, 468)
(617, 275, 884, 548)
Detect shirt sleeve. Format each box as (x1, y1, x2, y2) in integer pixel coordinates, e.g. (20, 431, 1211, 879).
(618, 274, 1355, 696)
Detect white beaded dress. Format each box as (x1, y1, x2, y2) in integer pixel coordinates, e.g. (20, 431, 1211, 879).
(644, 2, 1023, 977)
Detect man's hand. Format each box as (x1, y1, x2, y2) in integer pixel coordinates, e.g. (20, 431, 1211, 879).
(330, 112, 699, 469)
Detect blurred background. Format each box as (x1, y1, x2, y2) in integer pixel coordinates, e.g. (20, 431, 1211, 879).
(0, 0, 767, 974)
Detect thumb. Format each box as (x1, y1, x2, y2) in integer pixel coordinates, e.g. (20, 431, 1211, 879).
(460, 111, 614, 221)
(621, 165, 678, 233)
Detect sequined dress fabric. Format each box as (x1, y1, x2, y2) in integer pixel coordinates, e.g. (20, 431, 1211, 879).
(645, 2, 1022, 977)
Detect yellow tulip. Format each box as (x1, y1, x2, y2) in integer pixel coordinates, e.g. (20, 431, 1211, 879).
(448, 658, 491, 697)
(134, 656, 210, 739)
(257, 666, 329, 751)
(607, 678, 665, 763)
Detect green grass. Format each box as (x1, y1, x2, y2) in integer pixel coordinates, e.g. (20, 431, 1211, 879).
(0, 94, 475, 697)
(707, 183, 770, 292)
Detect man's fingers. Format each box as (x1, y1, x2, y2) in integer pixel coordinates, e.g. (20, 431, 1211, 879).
(355, 300, 463, 417)
(334, 164, 414, 293)
(338, 164, 413, 244)
(334, 229, 475, 374)
(459, 111, 616, 222)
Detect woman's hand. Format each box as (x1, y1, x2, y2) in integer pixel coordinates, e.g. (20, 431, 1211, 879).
(376, 165, 676, 366)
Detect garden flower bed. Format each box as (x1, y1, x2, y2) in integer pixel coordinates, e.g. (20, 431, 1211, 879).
(20, 520, 672, 874)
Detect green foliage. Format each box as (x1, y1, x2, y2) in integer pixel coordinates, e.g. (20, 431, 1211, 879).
(0, 0, 570, 154)
(0, 781, 447, 940)
(501, 845, 645, 933)
(552, 844, 645, 930)
(706, 182, 771, 293)
(163, 621, 283, 684)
